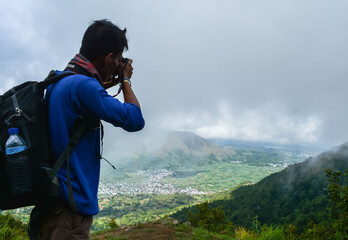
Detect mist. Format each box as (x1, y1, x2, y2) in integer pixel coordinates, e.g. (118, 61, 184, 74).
(1, 0, 348, 155)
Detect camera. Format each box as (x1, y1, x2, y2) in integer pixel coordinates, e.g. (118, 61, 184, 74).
(122, 57, 128, 64)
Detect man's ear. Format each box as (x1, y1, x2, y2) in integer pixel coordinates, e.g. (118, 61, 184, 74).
(105, 53, 115, 66)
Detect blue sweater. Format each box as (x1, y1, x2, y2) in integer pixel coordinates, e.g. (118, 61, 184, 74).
(46, 72, 144, 215)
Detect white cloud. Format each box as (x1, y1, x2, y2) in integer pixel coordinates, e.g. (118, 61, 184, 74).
(0, 77, 16, 95)
(0, 0, 47, 54)
(0, 60, 50, 93)
(0, 0, 347, 147)
(159, 101, 322, 144)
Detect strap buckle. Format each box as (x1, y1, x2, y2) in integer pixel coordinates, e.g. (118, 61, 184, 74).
(69, 136, 79, 148)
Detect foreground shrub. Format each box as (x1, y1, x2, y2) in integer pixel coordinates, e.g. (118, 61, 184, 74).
(108, 217, 119, 229)
(0, 214, 28, 240)
(191, 227, 232, 240)
(187, 201, 235, 235)
(234, 226, 254, 240)
(258, 225, 285, 240)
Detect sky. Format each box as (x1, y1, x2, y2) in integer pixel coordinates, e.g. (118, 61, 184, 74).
(0, 0, 347, 152)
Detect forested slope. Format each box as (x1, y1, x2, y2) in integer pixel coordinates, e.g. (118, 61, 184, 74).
(172, 142, 348, 232)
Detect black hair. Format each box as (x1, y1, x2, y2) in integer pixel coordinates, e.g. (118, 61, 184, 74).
(80, 19, 128, 61)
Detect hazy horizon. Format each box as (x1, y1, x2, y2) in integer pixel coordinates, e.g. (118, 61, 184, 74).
(1, 0, 347, 153)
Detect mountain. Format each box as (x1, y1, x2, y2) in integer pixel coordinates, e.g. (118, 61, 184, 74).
(120, 131, 235, 170)
(208, 138, 324, 153)
(105, 131, 316, 173)
(171, 142, 348, 231)
(157, 131, 234, 159)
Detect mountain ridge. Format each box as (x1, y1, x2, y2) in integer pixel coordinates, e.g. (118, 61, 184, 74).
(104, 130, 317, 174)
(114, 131, 236, 171)
(171, 141, 348, 231)
(157, 131, 235, 160)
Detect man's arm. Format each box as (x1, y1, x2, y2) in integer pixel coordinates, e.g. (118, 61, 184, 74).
(77, 58, 144, 131)
(74, 76, 144, 131)
(121, 59, 141, 109)
(122, 82, 141, 109)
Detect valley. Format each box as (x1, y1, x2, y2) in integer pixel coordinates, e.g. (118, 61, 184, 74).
(3, 151, 305, 232)
(99, 164, 284, 197)
(1, 132, 320, 234)
(92, 159, 301, 231)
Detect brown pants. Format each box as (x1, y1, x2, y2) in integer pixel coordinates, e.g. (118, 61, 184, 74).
(38, 202, 93, 240)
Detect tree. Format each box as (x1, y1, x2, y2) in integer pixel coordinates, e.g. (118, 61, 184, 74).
(325, 169, 348, 239)
(187, 201, 235, 234)
(108, 217, 119, 229)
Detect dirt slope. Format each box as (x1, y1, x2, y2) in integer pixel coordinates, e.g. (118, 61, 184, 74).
(92, 218, 191, 240)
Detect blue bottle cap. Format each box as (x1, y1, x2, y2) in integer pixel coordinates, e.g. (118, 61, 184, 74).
(8, 128, 19, 135)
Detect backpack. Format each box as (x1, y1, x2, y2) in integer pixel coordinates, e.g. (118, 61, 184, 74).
(0, 70, 92, 211)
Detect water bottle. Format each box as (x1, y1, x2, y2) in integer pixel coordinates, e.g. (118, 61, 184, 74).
(6, 128, 27, 154)
(5, 128, 32, 195)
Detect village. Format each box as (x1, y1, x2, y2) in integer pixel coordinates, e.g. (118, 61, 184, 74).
(98, 169, 206, 196)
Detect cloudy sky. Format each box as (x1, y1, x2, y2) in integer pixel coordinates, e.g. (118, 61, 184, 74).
(1, 0, 347, 151)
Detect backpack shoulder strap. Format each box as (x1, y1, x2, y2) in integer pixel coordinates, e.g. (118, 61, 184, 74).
(39, 70, 76, 90)
(48, 116, 91, 212)
(48, 117, 90, 181)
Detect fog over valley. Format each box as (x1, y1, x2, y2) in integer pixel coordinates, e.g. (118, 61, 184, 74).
(1, 0, 348, 152)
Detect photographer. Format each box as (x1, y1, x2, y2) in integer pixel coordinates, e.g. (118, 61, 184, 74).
(29, 19, 144, 239)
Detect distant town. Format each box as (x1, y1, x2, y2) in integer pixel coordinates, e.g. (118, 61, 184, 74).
(98, 169, 206, 196)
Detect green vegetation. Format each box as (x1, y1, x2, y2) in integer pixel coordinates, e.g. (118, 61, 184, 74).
(186, 227, 232, 240)
(325, 169, 348, 239)
(172, 154, 348, 234)
(3, 161, 284, 233)
(184, 203, 290, 239)
(107, 146, 308, 174)
(187, 201, 235, 234)
(228, 148, 307, 166)
(0, 214, 28, 240)
(5, 141, 347, 239)
(92, 193, 197, 231)
(184, 173, 347, 240)
(164, 163, 283, 193)
(109, 217, 119, 230)
(93, 161, 285, 231)
(2, 165, 348, 239)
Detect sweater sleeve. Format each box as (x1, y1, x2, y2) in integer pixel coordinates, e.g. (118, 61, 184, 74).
(73, 76, 145, 132)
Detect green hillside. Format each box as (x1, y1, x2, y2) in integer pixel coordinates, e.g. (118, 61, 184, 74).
(171, 142, 348, 232)
(2, 132, 323, 238)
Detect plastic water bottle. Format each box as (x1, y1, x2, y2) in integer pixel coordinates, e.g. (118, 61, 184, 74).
(6, 128, 27, 154)
(5, 128, 32, 194)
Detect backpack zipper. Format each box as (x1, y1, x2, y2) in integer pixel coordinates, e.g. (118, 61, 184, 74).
(15, 107, 31, 122)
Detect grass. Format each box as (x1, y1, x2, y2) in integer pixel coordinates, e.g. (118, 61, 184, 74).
(188, 227, 233, 240)
(175, 223, 193, 233)
(0, 214, 28, 240)
(257, 226, 285, 240)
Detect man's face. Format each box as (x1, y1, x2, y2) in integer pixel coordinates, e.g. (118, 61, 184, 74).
(109, 52, 123, 79)
(113, 52, 123, 70)
(102, 52, 123, 83)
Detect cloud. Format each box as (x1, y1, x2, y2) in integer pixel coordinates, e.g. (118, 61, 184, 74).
(156, 101, 322, 144)
(0, 60, 50, 93)
(0, 0, 347, 149)
(0, 0, 47, 56)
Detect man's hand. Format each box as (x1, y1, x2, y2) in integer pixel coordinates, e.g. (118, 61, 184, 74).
(122, 59, 133, 80)
(102, 59, 133, 89)
(120, 59, 141, 109)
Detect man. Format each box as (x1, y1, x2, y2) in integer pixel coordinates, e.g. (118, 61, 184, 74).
(30, 19, 145, 239)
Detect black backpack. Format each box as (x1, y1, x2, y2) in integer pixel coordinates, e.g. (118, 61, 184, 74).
(0, 70, 91, 211)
